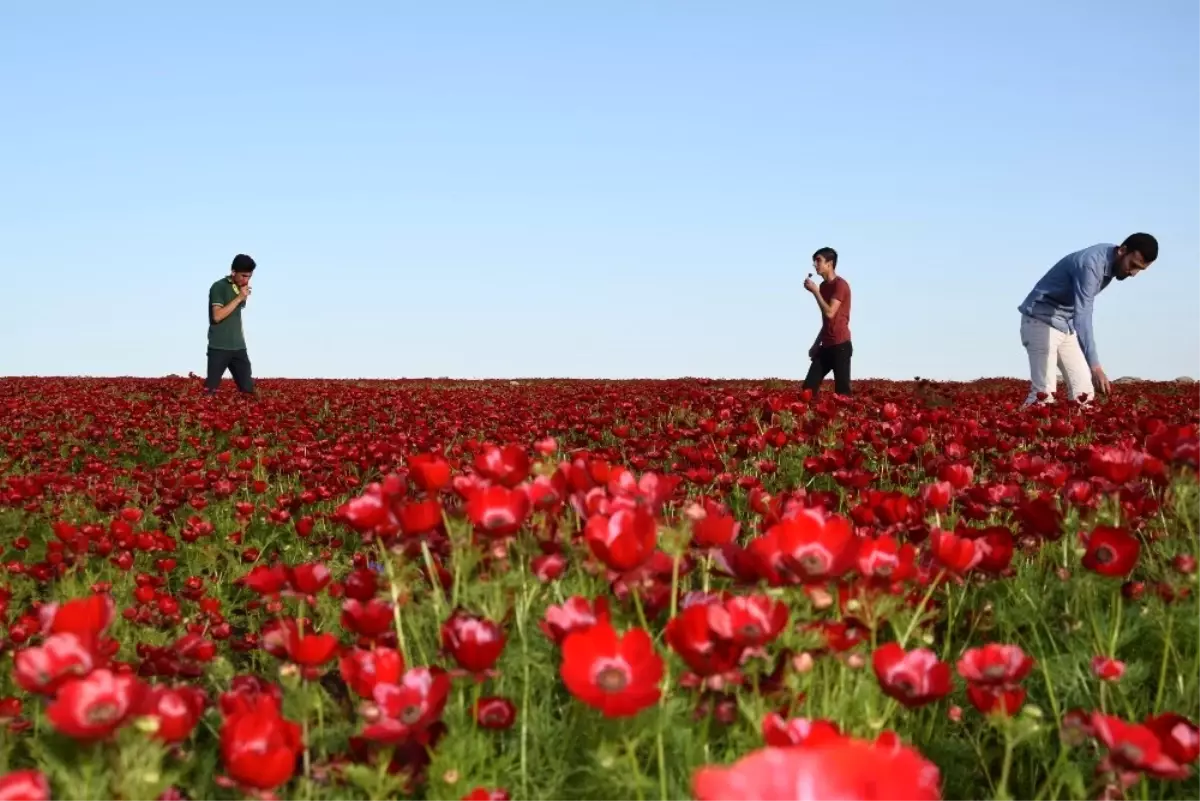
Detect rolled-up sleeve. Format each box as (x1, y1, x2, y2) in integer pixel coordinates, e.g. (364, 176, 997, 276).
(1071, 253, 1106, 369)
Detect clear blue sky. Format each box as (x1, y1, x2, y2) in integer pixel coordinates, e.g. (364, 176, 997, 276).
(2, 1, 1197, 381)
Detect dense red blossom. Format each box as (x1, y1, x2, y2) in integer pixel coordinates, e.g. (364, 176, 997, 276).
(0, 375, 1196, 800)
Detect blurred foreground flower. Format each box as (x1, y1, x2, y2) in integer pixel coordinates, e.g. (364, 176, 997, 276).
(693, 735, 941, 800)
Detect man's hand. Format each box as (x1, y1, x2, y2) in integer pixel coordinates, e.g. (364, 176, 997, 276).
(803, 277, 818, 294)
(241, 285, 252, 300)
(1092, 365, 1111, 395)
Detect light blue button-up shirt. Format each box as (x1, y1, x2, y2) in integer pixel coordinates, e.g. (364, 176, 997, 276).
(1018, 243, 1115, 369)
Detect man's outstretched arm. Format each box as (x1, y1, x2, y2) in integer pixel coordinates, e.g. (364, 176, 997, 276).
(1071, 253, 1108, 391)
(1071, 256, 1104, 367)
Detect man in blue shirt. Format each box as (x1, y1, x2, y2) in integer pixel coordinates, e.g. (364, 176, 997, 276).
(1017, 233, 1158, 406)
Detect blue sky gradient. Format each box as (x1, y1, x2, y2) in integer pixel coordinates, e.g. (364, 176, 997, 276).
(2, 1, 1197, 380)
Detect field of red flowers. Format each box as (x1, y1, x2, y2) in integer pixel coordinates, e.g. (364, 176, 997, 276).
(0, 375, 1197, 801)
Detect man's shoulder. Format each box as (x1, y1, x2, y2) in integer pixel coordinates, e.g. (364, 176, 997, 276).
(209, 278, 230, 296)
(1065, 244, 1115, 267)
(1078, 243, 1115, 258)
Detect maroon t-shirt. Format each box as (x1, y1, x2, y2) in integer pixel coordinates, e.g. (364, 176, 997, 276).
(819, 276, 852, 346)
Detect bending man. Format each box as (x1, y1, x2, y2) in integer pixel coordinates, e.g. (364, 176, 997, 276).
(1016, 233, 1157, 405)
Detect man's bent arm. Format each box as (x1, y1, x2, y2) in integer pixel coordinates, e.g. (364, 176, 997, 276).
(211, 295, 243, 324)
(812, 292, 842, 320)
(1071, 256, 1105, 369)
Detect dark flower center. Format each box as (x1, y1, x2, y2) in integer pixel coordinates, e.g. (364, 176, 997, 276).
(399, 704, 424, 725)
(799, 554, 826, 575)
(738, 623, 762, 640)
(596, 666, 629, 693)
(1093, 545, 1114, 565)
(87, 701, 121, 725)
(1117, 742, 1144, 765)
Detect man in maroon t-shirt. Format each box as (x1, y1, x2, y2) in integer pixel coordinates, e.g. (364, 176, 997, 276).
(801, 246, 853, 396)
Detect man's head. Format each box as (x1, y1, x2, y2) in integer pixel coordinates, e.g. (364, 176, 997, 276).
(812, 247, 838, 281)
(230, 254, 256, 287)
(1114, 234, 1157, 281)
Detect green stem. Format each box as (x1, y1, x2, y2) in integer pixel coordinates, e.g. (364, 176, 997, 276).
(996, 724, 1016, 801)
(1152, 613, 1173, 715)
(625, 737, 646, 801)
(896, 569, 945, 648)
(380, 544, 411, 664)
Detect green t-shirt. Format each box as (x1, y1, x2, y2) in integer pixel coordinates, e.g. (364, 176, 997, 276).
(208, 278, 248, 350)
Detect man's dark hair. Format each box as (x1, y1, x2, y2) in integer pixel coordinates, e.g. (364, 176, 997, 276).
(1121, 233, 1158, 263)
(812, 247, 838, 268)
(231, 254, 257, 273)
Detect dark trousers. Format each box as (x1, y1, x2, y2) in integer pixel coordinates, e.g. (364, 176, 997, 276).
(803, 341, 853, 396)
(205, 348, 255, 394)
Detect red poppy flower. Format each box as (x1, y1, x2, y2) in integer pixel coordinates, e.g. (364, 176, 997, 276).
(929, 529, 982, 574)
(761, 713, 843, 748)
(339, 647, 405, 699)
(363, 667, 451, 742)
(441, 609, 506, 674)
(0, 769, 50, 801)
(752, 509, 855, 584)
(1090, 656, 1125, 682)
(561, 619, 663, 718)
(341, 598, 394, 639)
(408, 453, 452, 492)
(473, 444, 531, 488)
(1143, 713, 1200, 765)
(921, 481, 953, 512)
(540, 596, 610, 646)
(706, 594, 789, 649)
(398, 498, 445, 536)
(956, 644, 1034, 687)
(474, 696, 517, 730)
(136, 684, 208, 743)
(39, 593, 115, 641)
(965, 685, 1026, 718)
(219, 694, 304, 792)
(286, 562, 332, 596)
(241, 564, 289, 596)
(465, 485, 531, 537)
(462, 789, 510, 801)
(585, 507, 659, 572)
(664, 604, 744, 678)
(855, 535, 917, 583)
(1081, 527, 1140, 577)
(938, 463, 974, 490)
(1091, 713, 1190, 779)
(690, 507, 740, 548)
(46, 668, 145, 741)
(13, 633, 96, 696)
(872, 643, 953, 707)
(263, 619, 340, 668)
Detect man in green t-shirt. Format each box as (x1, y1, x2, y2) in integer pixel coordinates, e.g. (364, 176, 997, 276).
(206, 254, 257, 394)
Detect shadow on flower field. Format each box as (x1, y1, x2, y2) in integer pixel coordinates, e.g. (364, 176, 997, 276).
(0, 375, 1196, 800)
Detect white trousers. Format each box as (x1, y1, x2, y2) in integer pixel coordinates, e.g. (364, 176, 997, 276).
(1019, 314, 1094, 405)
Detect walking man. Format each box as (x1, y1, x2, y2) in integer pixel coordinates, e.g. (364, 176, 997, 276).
(802, 246, 853, 397)
(1017, 233, 1157, 406)
(206, 254, 257, 395)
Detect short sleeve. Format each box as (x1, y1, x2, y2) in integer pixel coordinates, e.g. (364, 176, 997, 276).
(209, 281, 225, 306)
(833, 279, 850, 303)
